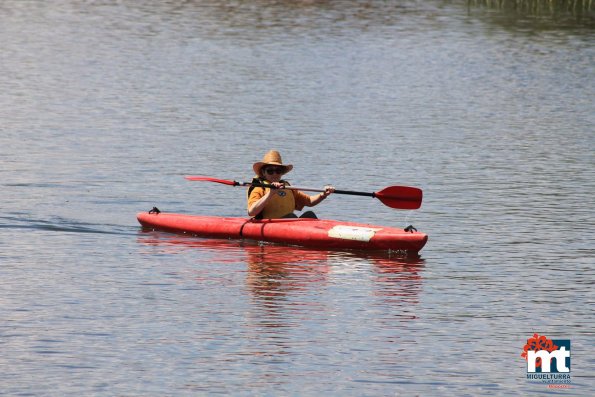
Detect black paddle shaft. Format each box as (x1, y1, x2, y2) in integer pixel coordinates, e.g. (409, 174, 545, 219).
(333, 189, 375, 198)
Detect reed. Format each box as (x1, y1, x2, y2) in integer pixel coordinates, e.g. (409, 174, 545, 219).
(467, 0, 593, 13)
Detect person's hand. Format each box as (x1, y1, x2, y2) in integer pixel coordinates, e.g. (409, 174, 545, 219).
(270, 182, 285, 189)
(322, 185, 335, 197)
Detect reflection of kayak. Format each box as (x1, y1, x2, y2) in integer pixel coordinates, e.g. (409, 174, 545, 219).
(137, 211, 428, 253)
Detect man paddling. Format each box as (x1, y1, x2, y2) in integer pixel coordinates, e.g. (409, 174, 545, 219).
(247, 150, 335, 219)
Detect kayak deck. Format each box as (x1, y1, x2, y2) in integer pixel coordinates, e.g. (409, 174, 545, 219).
(137, 212, 428, 253)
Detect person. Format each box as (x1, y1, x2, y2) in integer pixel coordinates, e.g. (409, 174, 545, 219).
(247, 150, 334, 219)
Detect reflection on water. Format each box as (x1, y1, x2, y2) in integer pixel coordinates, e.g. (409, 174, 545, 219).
(245, 244, 330, 299)
(137, 231, 424, 319)
(135, 231, 426, 392)
(371, 256, 423, 306)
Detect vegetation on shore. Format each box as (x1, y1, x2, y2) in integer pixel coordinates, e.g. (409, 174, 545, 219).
(467, 0, 593, 14)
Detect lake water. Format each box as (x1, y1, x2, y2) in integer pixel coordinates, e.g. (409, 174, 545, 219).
(1, 1, 593, 395)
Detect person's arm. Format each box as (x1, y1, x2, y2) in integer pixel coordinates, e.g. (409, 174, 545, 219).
(299, 185, 335, 208)
(247, 182, 285, 217)
(248, 189, 272, 217)
(308, 190, 329, 206)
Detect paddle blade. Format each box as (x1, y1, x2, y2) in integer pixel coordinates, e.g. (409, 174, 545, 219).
(375, 186, 423, 210)
(185, 176, 237, 186)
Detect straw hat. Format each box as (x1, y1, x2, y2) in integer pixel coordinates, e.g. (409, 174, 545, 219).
(252, 150, 293, 176)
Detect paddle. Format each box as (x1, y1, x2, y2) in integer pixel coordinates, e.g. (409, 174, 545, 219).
(185, 176, 422, 210)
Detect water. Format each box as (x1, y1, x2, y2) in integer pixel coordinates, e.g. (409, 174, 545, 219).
(1, 1, 593, 395)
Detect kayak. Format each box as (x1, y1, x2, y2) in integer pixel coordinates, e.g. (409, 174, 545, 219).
(137, 211, 428, 253)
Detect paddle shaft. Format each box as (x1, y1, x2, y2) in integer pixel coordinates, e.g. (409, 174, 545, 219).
(334, 189, 375, 198)
(245, 182, 369, 197)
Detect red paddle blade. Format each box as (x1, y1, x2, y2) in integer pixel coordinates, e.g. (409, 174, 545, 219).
(185, 176, 237, 186)
(375, 186, 423, 210)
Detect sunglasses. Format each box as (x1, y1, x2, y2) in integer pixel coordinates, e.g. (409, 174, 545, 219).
(264, 167, 285, 175)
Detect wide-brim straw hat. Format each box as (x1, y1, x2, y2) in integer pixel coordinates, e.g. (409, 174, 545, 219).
(252, 150, 293, 176)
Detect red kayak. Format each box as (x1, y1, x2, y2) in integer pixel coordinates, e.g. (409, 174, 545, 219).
(137, 211, 428, 253)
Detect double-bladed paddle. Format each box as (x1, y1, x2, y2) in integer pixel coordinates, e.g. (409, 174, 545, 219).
(184, 176, 422, 210)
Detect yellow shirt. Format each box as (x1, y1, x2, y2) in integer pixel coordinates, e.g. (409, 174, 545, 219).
(247, 184, 311, 219)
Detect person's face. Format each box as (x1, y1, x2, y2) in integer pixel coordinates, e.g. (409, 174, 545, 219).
(262, 166, 285, 182)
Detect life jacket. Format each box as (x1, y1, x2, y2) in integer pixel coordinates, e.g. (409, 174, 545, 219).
(247, 177, 296, 219)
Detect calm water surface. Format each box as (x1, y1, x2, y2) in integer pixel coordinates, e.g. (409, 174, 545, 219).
(1, 1, 593, 395)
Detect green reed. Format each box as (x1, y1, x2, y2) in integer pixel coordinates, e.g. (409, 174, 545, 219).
(467, 0, 593, 13)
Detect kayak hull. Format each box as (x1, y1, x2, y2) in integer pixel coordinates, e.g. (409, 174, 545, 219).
(137, 212, 428, 253)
